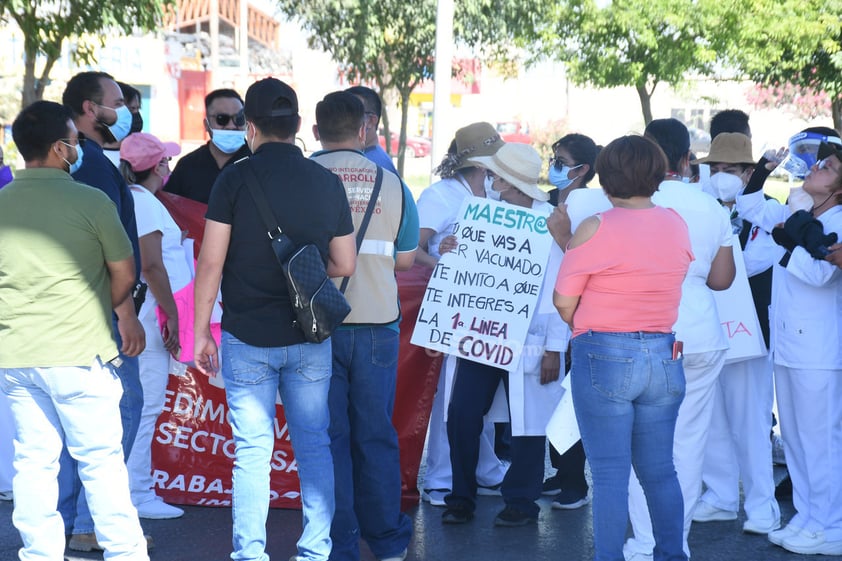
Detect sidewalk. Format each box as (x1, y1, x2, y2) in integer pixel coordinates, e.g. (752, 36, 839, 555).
(0, 469, 837, 561)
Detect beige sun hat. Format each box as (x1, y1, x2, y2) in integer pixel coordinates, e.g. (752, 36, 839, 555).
(468, 142, 549, 202)
(692, 132, 755, 165)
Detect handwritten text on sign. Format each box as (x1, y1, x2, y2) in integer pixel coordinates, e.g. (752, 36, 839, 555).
(411, 197, 552, 371)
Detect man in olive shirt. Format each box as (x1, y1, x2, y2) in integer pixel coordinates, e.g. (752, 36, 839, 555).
(0, 101, 148, 560)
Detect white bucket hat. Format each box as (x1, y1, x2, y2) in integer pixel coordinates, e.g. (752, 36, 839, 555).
(468, 143, 548, 202)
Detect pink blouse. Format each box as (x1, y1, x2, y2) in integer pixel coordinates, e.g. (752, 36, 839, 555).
(555, 206, 693, 337)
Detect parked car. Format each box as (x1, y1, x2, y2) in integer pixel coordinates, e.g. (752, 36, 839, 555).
(378, 131, 432, 158)
(495, 121, 532, 144)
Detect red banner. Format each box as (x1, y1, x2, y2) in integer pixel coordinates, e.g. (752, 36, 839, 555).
(149, 187, 441, 509)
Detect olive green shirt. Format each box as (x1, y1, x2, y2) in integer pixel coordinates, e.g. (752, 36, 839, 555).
(0, 168, 133, 367)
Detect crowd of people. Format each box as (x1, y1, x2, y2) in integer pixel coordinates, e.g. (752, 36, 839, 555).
(0, 71, 841, 561)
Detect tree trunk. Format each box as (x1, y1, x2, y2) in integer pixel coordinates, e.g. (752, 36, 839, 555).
(635, 83, 653, 125)
(396, 87, 411, 177)
(833, 97, 841, 134)
(21, 47, 57, 109)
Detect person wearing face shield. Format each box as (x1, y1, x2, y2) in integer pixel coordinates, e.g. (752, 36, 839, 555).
(690, 133, 784, 536)
(164, 88, 251, 204)
(734, 136, 842, 555)
(415, 123, 511, 508)
(59, 71, 152, 552)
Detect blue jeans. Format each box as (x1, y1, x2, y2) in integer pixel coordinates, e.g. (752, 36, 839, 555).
(570, 331, 687, 561)
(328, 327, 412, 561)
(221, 330, 334, 561)
(1, 360, 148, 560)
(445, 359, 544, 517)
(58, 318, 143, 534)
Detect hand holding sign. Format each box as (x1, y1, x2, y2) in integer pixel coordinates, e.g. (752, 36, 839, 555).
(411, 197, 553, 371)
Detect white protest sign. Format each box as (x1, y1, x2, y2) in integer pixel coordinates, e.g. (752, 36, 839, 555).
(411, 197, 553, 372)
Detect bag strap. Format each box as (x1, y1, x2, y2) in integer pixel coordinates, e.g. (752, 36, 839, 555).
(340, 166, 383, 293)
(240, 159, 284, 239)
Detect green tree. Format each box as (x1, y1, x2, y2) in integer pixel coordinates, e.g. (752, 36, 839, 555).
(727, 0, 842, 131)
(527, 0, 726, 124)
(275, 0, 541, 175)
(0, 0, 170, 108)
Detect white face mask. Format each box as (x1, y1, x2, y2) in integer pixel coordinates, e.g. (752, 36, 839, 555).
(709, 172, 744, 202)
(788, 187, 814, 213)
(484, 174, 501, 201)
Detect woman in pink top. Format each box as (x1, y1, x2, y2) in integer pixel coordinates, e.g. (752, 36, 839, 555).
(554, 135, 693, 561)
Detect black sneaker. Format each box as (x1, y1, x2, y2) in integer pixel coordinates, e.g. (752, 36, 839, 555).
(442, 506, 474, 524)
(541, 475, 562, 496)
(494, 506, 537, 527)
(551, 490, 590, 510)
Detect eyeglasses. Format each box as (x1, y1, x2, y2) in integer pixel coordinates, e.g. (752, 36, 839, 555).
(59, 138, 79, 147)
(209, 111, 246, 128)
(158, 157, 172, 167)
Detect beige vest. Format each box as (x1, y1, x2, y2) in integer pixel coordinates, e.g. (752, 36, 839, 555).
(312, 150, 404, 324)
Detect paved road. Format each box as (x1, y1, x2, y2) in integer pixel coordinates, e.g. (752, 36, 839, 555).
(1, 472, 839, 561)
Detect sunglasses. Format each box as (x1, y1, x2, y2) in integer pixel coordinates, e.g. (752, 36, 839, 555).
(548, 156, 579, 171)
(209, 111, 245, 128)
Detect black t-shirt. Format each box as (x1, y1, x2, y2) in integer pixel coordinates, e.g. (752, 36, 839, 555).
(206, 142, 354, 347)
(165, 142, 251, 203)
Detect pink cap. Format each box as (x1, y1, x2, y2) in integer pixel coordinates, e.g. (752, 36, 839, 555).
(120, 132, 181, 172)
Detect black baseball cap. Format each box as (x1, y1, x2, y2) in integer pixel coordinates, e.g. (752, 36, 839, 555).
(244, 78, 298, 119)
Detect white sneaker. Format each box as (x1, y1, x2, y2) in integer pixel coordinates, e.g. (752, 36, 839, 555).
(768, 523, 801, 547)
(691, 500, 737, 522)
(0, 490, 12, 501)
(743, 503, 780, 535)
(421, 488, 448, 507)
(782, 530, 842, 555)
(135, 497, 184, 519)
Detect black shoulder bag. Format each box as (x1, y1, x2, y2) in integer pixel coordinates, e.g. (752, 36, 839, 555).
(240, 159, 355, 343)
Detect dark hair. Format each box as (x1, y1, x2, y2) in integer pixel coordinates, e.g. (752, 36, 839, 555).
(643, 118, 689, 173)
(434, 138, 479, 179)
(118, 82, 141, 107)
(12, 101, 74, 162)
(315, 91, 365, 143)
(596, 135, 667, 199)
(552, 133, 601, 184)
(710, 109, 750, 139)
(250, 95, 298, 139)
(801, 125, 840, 139)
(62, 71, 114, 117)
(345, 86, 382, 119)
(204, 88, 243, 112)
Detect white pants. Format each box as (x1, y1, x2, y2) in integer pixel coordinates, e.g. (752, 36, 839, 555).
(126, 315, 171, 507)
(626, 350, 726, 558)
(775, 365, 842, 540)
(0, 391, 14, 492)
(700, 354, 778, 521)
(423, 362, 508, 491)
(1, 361, 149, 561)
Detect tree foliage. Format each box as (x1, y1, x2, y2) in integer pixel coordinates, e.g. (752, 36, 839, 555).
(526, 0, 727, 124)
(0, 0, 171, 108)
(726, 0, 842, 131)
(275, 0, 543, 175)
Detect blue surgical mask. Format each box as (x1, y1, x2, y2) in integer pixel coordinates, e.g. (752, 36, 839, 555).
(61, 141, 84, 175)
(548, 164, 582, 189)
(99, 104, 133, 142)
(212, 129, 246, 154)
